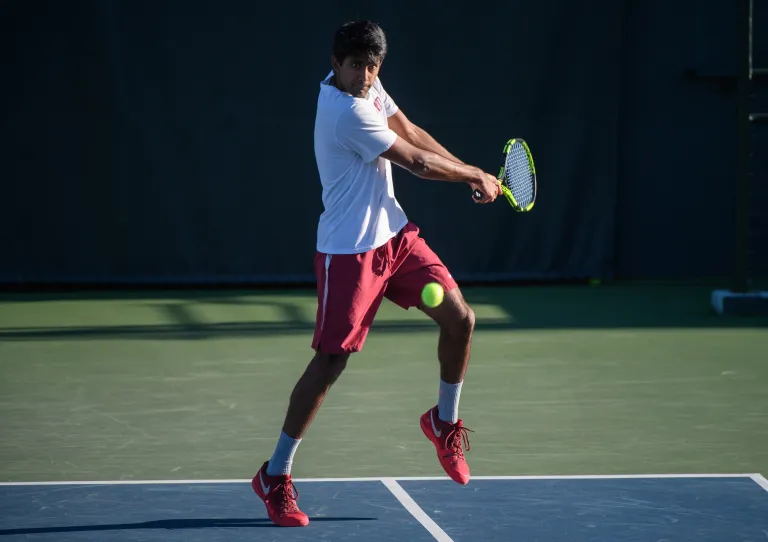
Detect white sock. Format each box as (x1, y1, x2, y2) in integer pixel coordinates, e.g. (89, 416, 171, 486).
(266, 432, 302, 476)
(437, 379, 463, 424)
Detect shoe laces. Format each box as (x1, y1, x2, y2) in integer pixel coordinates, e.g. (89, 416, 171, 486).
(269, 480, 301, 515)
(444, 421, 473, 460)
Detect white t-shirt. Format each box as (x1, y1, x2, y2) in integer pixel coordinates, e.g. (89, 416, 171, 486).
(313, 71, 409, 254)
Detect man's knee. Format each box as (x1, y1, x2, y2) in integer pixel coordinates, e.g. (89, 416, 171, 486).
(444, 302, 475, 341)
(310, 350, 350, 386)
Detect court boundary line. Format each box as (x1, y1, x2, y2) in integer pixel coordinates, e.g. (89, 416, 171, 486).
(381, 478, 453, 542)
(750, 473, 768, 492)
(0, 473, 762, 486)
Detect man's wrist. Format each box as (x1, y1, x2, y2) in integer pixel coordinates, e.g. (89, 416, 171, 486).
(466, 166, 484, 184)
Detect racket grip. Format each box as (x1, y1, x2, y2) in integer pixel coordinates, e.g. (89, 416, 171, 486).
(473, 178, 502, 200)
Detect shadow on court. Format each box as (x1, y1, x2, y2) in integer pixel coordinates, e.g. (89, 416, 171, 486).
(0, 285, 766, 342)
(0, 517, 374, 536)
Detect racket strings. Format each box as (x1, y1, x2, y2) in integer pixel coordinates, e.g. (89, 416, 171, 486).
(503, 144, 535, 207)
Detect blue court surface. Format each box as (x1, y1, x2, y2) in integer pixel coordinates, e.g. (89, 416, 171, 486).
(1, 474, 767, 541)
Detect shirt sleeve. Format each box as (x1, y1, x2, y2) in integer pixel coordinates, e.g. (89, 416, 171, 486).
(375, 77, 399, 117)
(336, 101, 398, 163)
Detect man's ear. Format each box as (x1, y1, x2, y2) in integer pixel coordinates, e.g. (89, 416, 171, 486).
(331, 55, 341, 72)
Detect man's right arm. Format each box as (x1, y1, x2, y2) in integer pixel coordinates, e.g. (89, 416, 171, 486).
(381, 137, 479, 183)
(381, 137, 501, 203)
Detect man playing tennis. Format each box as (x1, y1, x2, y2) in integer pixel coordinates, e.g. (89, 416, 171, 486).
(253, 20, 501, 527)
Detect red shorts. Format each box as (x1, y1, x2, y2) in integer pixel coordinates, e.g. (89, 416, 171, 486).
(311, 222, 458, 354)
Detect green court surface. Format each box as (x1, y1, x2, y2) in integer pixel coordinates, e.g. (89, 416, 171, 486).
(0, 285, 766, 483)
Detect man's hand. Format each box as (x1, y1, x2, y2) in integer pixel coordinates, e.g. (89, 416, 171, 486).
(468, 172, 502, 204)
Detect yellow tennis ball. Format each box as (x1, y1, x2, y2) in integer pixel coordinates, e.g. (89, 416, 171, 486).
(421, 282, 445, 308)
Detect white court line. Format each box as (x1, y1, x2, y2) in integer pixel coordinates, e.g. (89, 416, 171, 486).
(750, 473, 768, 492)
(0, 473, 757, 486)
(381, 478, 453, 542)
(364, 473, 756, 482)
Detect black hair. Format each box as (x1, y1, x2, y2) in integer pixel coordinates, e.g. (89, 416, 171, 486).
(332, 20, 388, 64)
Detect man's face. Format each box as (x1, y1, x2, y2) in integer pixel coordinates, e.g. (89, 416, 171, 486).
(332, 54, 381, 98)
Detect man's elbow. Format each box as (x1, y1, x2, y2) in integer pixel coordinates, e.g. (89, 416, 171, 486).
(382, 138, 430, 177)
(409, 151, 431, 177)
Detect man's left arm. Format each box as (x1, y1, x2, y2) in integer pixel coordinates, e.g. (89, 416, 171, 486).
(387, 109, 465, 165)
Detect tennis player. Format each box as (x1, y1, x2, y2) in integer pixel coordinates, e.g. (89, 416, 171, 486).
(253, 20, 501, 527)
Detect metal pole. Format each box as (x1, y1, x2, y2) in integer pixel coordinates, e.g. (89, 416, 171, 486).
(733, 0, 752, 293)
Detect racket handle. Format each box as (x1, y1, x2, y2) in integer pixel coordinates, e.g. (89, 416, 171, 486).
(473, 178, 501, 200)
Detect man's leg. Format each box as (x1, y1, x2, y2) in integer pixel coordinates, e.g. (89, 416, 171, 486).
(267, 350, 349, 476)
(416, 290, 476, 485)
(253, 351, 349, 528)
(254, 249, 388, 526)
(383, 223, 474, 484)
(419, 287, 475, 422)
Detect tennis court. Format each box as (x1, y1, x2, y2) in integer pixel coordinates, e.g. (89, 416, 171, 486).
(1, 284, 767, 540)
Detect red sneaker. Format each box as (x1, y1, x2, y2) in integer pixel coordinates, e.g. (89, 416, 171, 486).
(252, 461, 309, 527)
(420, 406, 473, 485)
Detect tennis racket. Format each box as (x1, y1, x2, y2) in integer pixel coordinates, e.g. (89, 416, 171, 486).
(473, 138, 537, 212)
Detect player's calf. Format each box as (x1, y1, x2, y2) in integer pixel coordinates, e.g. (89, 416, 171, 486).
(280, 351, 349, 441)
(423, 290, 475, 385)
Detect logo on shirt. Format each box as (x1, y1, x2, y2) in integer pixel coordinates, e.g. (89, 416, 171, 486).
(373, 96, 383, 112)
